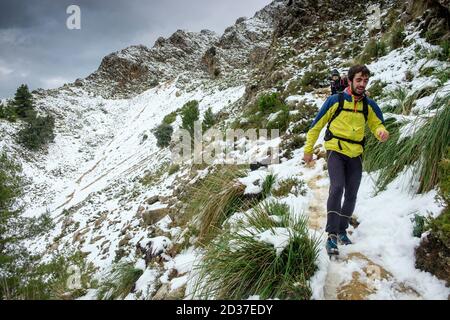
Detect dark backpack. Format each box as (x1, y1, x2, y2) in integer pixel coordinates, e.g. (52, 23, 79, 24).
(339, 77, 347, 91)
(330, 78, 347, 94)
(324, 92, 369, 151)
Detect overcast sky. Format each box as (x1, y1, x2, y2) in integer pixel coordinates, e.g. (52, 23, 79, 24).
(0, 0, 272, 98)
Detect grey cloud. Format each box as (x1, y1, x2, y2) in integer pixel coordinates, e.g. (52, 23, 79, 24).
(0, 0, 272, 98)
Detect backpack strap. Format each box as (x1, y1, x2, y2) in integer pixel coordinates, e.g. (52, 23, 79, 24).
(362, 96, 368, 122)
(327, 92, 344, 130)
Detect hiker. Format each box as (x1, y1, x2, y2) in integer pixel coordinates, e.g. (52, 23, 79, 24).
(330, 69, 347, 95)
(303, 65, 390, 256)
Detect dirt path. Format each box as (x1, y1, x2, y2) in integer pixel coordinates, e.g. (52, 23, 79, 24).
(53, 156, 106, 215)
(304, 165, 422, 300)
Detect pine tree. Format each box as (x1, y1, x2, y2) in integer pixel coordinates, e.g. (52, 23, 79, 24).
(14, 84, 34, 118)
(181, 100, 200, 135)
(0, 101, 17, 122)
(17, 114, 55, 150)
(202, 107, 216, 132)
(0, 152, 56, 299)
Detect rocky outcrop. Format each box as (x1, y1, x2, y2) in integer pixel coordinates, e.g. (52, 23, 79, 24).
(83, 30, 219, 99)
(274, 0, 369, 38)
(404, 0, 450, 43)
(67, 1, 283, 99)
(201, 46, 221, 78)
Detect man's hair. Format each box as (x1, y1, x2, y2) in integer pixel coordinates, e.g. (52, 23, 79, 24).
(348, 65, 371, 81)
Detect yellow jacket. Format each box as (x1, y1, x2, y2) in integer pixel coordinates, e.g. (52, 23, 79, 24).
(304, 89, 388, 158)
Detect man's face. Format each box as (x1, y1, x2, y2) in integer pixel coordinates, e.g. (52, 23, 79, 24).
(350, 72, 369, 95)
(332, 75, 339, 81)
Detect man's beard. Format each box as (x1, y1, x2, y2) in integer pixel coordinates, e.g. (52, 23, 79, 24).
(351, 83, 365, 97)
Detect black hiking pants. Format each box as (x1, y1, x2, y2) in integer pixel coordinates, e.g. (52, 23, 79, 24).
(325, 150, 362, 235)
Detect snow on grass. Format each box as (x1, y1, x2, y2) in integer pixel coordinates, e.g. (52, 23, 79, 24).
(254, 227, 290, 256)
(170, 275, 189, 291)
(134, 268, 160, 299)
(238, 170, 268, 194)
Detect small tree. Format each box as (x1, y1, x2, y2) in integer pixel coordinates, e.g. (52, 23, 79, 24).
(14, 84, 34, 118)
(181, 100, 200, 135)
(258, 93, 284, 114)
(153, 123, 173, 148)
(0, 101, 18, 122)
(202, 107, 215, 132)
(0, 153, 76, 300)
(17, 114, 55, 150)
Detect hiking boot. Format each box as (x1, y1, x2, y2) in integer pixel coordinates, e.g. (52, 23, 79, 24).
(326, 234, 339, 256)
(338, 232, 352, 245)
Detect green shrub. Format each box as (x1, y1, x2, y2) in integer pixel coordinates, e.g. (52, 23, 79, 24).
(267, 105, 290, 132)
(416, 101, 449, 193)
(364, 94, 450, 193)
(281, 135, 307, 160)
(437, 148, 450, 206)
(246, 201, 291, 230)
(0, 153, 93, 300)
(438, 40, 450, 61)
(2, 250, 94, 300)
(140, 161, 170, 186)
(291, 121, 311, 135)
(0, 153, 22, 212)
(412, 213, 427, 238)
(428, 208, 450, 249)
(283, 79, 303, 98)
(202, 107, 216, 132)
(13, 84, 34, 119)
(273, 178, 307, 197)
(258, 93, 284, 114)
(390, 24, 406, 49)
(434, 67, 450, 86)
(97, 262, 143, 300)
(0, 102, 17, 122)
(384, 7, 400, 30)
(261, 174, 277, 198)
(358, 38, 387, 63)
(388, 86, 413, 115)
(153, 123, 173, 148)
(192, 201, 320, 299)
(163, 112, 177, 125)
(427, 148, 450, 247)
(17, 113, 55, 151)
(181, 100, 200, 134)
(168, 163, 180, 175)
(386, 84, 437, 115)
(290, 101, 318, 125)
(367, 80, 387, 99)
(425, 27, 447, 45)
(233, 93, 291, 133)
(419, 66, 435, 77)
(300, 67, 328, 89)
(183, 166, 251, 244)
(300, 71, 317, 89)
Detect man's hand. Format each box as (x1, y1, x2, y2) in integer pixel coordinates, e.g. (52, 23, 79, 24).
(303, 153, 314, 164)
(378, 130, 390, 142)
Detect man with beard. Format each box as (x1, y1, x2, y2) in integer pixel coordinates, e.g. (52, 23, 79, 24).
(303, 65, 390, 257)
